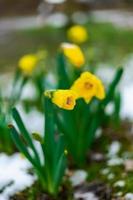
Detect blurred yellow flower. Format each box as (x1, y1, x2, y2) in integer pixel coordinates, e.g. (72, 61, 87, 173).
(52, 89, 77, 110)
(61, 43, 85, 68)
(67, 25, 88, 44)
(18, 54, 38, 75)
(71, 71, 105, 103)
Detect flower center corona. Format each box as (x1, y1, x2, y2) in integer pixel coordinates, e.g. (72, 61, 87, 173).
(66, 97, 73, 105)
(84, 82, 93, 89)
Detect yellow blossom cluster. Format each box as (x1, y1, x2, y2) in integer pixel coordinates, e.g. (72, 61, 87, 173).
(71, 72, 105, 103)
(45, 71, 105, 110)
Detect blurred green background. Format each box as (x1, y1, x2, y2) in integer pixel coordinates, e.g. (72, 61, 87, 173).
(0, 0, 133, 73)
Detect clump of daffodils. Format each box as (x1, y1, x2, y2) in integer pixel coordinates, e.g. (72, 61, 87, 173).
(61, 43, 85, 68)
(67, 25, 88, 44)
(45, 71, 105, 110)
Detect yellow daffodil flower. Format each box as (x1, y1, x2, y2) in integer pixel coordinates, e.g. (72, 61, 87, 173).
(18, 54, 38, 75)
(67, 25, 88, 44)
(61, 43, 85, 68)
(52, 89, 77, 110)
(71, 71, 105, 103)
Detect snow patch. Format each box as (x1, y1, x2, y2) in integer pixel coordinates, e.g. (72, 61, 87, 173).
(0, 153, 36, 200)
(125, 193, 133, 200)
(120, 84, 133, 120)
(107, 157, 123, 166)
(70, 170, 87, 187)
(114, 180, 125, 188)
(74, 191, 98, 200)
(101, 168, 110, 175)
(20, 82, 37, 100)
(108, 141, 121, 158)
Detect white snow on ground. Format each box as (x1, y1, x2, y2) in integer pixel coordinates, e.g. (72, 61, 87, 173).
(0, 73, 12, 98)
(125, 193, 133, 200)
(0, 13, 68, 32)
(107, 173, 115, 180)
(92, 10, 133, 29)
(119, 55, 133, 120)
(0, 153, 36, 200)
(107, 141, 123, 166)
(107, 141, 121, 158)
(0, 73, 37, 100)
(45, 13, 68, 27)
(107, 157, 123, 166)
(114, 180, 125, 188)
(0, 16, 42, 31)
(96, 64, 116, 85)
(101, 168, 110, 175)
(120, 84, 133, 120)
(0, 10, 133, 33)
(20, 82, 37, 101)
(70, 170, 87, 187)
(107, 141, 124, 166)
(74, 191, 98, 200)
(45, 0, 66, 3)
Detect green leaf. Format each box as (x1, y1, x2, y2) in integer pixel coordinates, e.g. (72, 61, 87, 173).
(54, 135, 65, 165)
(57, 52, 70, 89)
(87, 114, 101, 148)
(12, 108, 41, 165)
(12, 69, 21, 89)
(58, 110, 77, 154)
(42, 96, 56, 170)
(42, 96, 66, 194)
(113, 91, 121, 126)
(53, 152, 66, 193)
(103, 67, 123, 106)
(44, 96, 55, 147)
(9, 124, 36, 166)
(10, 74, 28, 106)
(9, 124, 46, 181)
